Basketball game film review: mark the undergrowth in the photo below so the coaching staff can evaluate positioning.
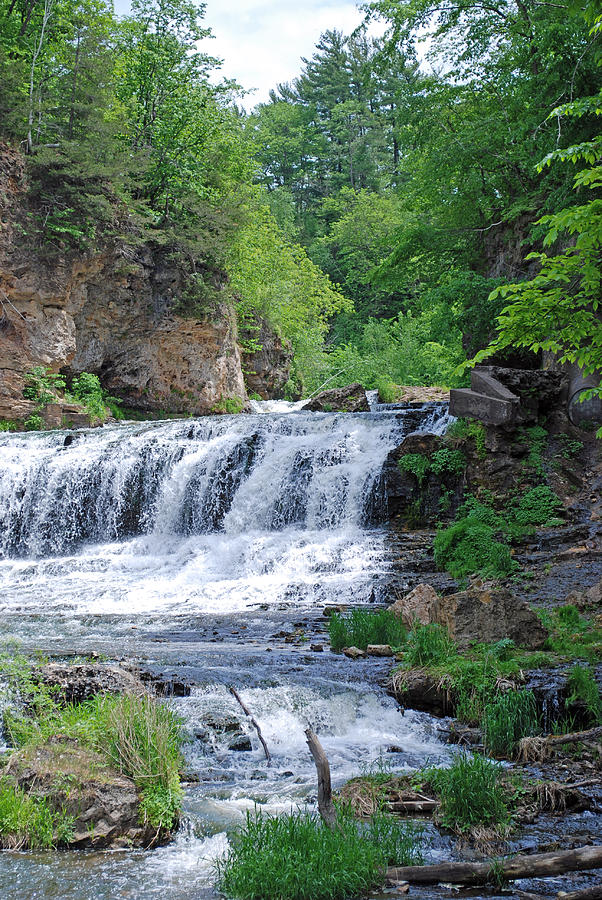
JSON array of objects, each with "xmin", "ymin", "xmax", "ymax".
[
  {"xmin": 427, "ymin": 753, "xmax": 509, "ymax": 834},
  {"xmin": 482, "ymin": 689, "xmax": 539, "ymax": 757},
  {"xmin": 328, "ymin": 609, "xmax": 406, "ymax": 652},
  {"xmin": 1, "ymin": 653, "xmax": 183, "ymax": 831},
  {"xmin": 215, "ymin": 806, "xmax": 423, "ymax": 900},
  {"xmin": 0, "ymin": 779, "xmax": 75, "ymax": 850}
]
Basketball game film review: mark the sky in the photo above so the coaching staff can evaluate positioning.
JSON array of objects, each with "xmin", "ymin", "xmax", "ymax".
[{"xmin": 114, "ymin": 0, "xmax": 376, "ymax": 109}]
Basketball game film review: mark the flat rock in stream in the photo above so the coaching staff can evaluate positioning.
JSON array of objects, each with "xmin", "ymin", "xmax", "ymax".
[
  {"xmin": 35, "ymin": 663, "xmax": 147, "ymax": 704},
  {"xmin": 3, "ymin": 739, "xmax": 162, "ymax": 849}
]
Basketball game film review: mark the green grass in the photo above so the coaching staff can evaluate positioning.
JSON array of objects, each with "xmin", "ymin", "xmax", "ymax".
[
  {"xmin": 433, "ymin": 518, "xmax": 517, "ymax": 580},
  {"xmin": 328, "ymin": 609, "xmax": 407, "ymax": 652},
  {"xmin": 566, "ymin": 664, "xmax": 602, "ymax": 725},
  {"xmin": 405, "ymin": 623, "xmax": 455, "ymax": 667},
  {"xmin": 215, "ymin": 806, "xmax": 423, "ymax": 900},
  {"xmin": 483, "ymin": 689, "xmax": 539, "ymax": 757},
  {"xmin": 0, "ymin": 779, "xmax": 74, "ymax": 849},
  {"xmin": 428, "ymin": 753, "xmax": 509, "ymax": 834},
  {"xmin": 540, "ymin": 605, "xmax": 602, "ymax": 663},
  {"xmin": 2, "ymin": 654, "xmax": 184, "ymax": 831}
]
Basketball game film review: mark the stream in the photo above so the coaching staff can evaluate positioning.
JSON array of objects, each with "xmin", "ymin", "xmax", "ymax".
[{"xmin": 0, "ymin": 402, "xmax": 596, "ymax": 899}]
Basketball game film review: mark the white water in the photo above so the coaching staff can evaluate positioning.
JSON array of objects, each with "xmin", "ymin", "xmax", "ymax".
[{"xmin": 0, "ymin": 403, "xmax": 453, "ymax": 899}]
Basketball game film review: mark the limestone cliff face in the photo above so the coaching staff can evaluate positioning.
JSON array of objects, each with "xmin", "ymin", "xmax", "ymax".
[{"xmin": 0, "ymin": 146, "xmax": 289, "ymax": 420}]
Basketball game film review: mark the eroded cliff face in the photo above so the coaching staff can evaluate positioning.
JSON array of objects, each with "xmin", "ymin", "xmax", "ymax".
[{"xmin": 0, "ymin": 146, "xmax": 288, "ymax": 420}]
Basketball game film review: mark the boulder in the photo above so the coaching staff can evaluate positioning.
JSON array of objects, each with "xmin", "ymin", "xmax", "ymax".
[
  {"xmin": 302, "ymin": 383, "xmax": 369, "ymax": 413},
  {"xmin": 343, "ymin": 646, "xmax": 366, "ymax": 659},
  {"xmin": 389, "ymin": 584, "xmax": 440, "ymax": 627},
  {"xmin": 35, "ymin": 663, "xmax": 147, "ymax": 705},
  {"xmin": 435, "ymin": 586, "xmax": 548, "ymax": 650},
  {"xmin": 3, "ymin": 739, "xmax": 160, "ymax": 849},
  {"xmin": 366, "ymin": 644, "xmax": 394, "ymax": 657}
]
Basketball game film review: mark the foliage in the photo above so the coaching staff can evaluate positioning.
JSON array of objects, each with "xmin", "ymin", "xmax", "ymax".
[
  {"xmin": 399, "ymin": 447, "xmax": 465, "ymax": 487},
  {"xmin": 70, "ymin": 372, "xmax": 112, "ymax": 422},
  {"xmin": 447, "ymin": 419, "xmax": 487, "ymax": 459},
  {"xmin": 405, "ymin": 624, "xmax": 454, "ymax": 667},
  {"xmin": 2, "ymin": 656, "xmax": 184, "ymax": 831},
  {"xmin": 483, "ymin": 689, "xmax": 539, "ymax": 757},
  {"xmin": 566, "ymin": 664, "xmax": 602, "ymax": 724},
  {"xmin": 433, "ymin": 519, "xmax": 517, "ymax": 581},
  {"xmin": 214, "ymin": 806, "xmax": 423, "ymax": 900},
  {"xmin": 398, "ymin": 453, "xmax": 430, "ymax": 485},
  {"xmin": 428, "ymin": 753, "xmax": 509, "ymax": 834},
  {"xmin": 513, "ymin": 486, "xmax": 563, "ymax": 527},
  {"xmin": 211, "ymin": 396, "xmax": 245, "ymax": 415},
  {"xmin": 23, "ymin": 366, "xmax": 66, "ymax": 405},
  {"xmin": 328, "ymin": 609, "xmax": 406, "ymax": 652},
  {"xmin": 540, "ymin": 605, "xmax": 602, "ymax": 663},
  {"xmin": 0, "ymin": 779, "xmax": 74, "ymax": 850}
]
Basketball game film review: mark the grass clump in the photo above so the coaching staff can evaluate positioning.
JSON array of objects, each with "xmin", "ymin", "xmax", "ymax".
[
  {"xmin": 566, "ymin": 664, "xmax": 602, "ymax": 725},
  {"xmin": 328, "ymin": 609, "xmax": 406, "ymax": 652},
  {"xmin": 405, "ymin": 624, "xmax": 454, "ymax": 667},
  {"xmin": 428, "ymin": 753, "xmax": 509, "ymax": 834},
  {"xmin": 433, "ymin": 518, "xmax": 517, "ymax": 580},
  {"xmin": 215, "ymin": 806, "xmax": 422, "ymax": 900},
  {"xmin": 0, "ymin": 780, "xmax": 75, "ymax": 850},
  {"xmin": 483, "ymin": 689, "xmax": 539, "ymax": 757},
  {"xmin": 540, "ymin": 605, "xmax": 602, "ymax": 663}
]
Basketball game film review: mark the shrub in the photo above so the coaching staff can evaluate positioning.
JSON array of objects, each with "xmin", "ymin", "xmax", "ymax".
[
  {"xmin": 70, "ymin": 372, "xmax": 110, "ymax": 422},
  {"xmin": 24, "ymin": 413, "xmax": 45, "ymax": 431},
  {"xmin": 433, "ymin": 519, "xmax": 517, "ymax": 580},
  {"xmin": 328, "ymin": 609, "xmax": 406, "ymax": 652},
  {"xmin": 215, "ymin": 807, "xmax": 422, "ymax": 900},
  {"xmin": 212, "ymin": 396, "xmax": 245, "ymax": 414},
  {"xmin": 0, "ymin": 780, "xmax": 74, "ymax": 850},
  {"xmin": 429, "ymin": 752, "xmax": 509, "ymax": 833},
  {"xmin": 483, "ymin": 689, "xmax": 539, "ymax": 757},
  {"xmin": 405, "ymin": 624, "xmax": 455, "ymax": 667},
  {"xmin": 22, "ymin": 366, "xmax": 66, "ymax": 405}
]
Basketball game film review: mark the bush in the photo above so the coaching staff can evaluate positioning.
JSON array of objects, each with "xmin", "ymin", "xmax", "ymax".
[
  {"xmin": 405, "ymin": 624, "xmax": 455, "ymax": 667},
  {"xmin": 433, "ymin": 519, "xmax": 517, "ymax": 580},
  {"xmin": 398, "ymin": 453, "xmax": 430, "ymax": 485},
  {"xmin": 215, "ymin": 807, "xmax": 422, "ymax": 900},
  {"xmin": 429, "ymin": 753, "xmax": 509, "ymax": 833},
  {"xmin": 483, "ymin": 689, "xmax": 539, "ymax": 757},
  {"xmin": 398, "ymin": 448, "xmax": 465, "ymax": 486},
  {"xmin": 70, "ymin": 372, "xmax": 110, "ymax": 422},
  {"xmin": 328, "ymin": 609, "xmax": 406, "ymax": 652}
]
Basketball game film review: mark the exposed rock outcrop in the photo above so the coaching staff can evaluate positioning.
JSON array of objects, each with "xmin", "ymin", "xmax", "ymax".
[
  {"xmin": 0, "ymin": 144, "xmax": 280, "ymax": 420},
  {"xmin": 302, "ymin": 383, "xmax": 369, "ymax": 412},
  {"xmin": 35, "ymin": 663, "xmax": 147, "ymax": 704},
  {"xmin": 436, "ymin": 585, "xmax": 548, "ymax": 650},
  {"xmin": 389, "ymin": 583, "xmax": 440, "ymax": 627}
]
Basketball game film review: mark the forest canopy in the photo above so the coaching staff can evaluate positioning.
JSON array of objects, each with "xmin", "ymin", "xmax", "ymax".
[{"xmin": 1, "ymin": 0, "xmax": 600, "ymax": 396}]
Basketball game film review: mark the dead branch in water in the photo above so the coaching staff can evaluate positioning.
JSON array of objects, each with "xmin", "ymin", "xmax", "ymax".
[
  {"xmin": 305, "ymin": 728, "xmax": 337, "ymax": 828},
  {"xmin": 386, "ymin": 844, "xmax": 602, "ymax": 886},
  {"xmin": 229, "ymin": 686, "xmax": 271, "ymax": 765},
  {"xmin": 518, "ymin": 726, "xmax": 602, "ymax": 762}
]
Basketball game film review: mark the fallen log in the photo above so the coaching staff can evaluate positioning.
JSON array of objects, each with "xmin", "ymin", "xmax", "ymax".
[
  {"xmin": 386, "ymin": 845, "xmax": 602, "ymax": 886},
  {"xmin": 518, "ymin": 727, "xmax": 602, "ymax": 762},
  {"xmin": 305, "ymin": 728, "xmax": 337, "ymax": 829},
  {"xmin": 229, "ymin": 686, "xmax": 271, "ymax": 765},
  {"xmin": 389, "ymin": 800, "xmax": 439, "ymax": 814},
  {"xmin": 558, "ymin": 887, "xmax": 602, "ymax": 900}
]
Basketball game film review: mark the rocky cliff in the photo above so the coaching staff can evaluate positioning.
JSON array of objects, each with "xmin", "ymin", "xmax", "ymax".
[{"xmin": 0, "ymin": 146, "xmax": 290, "ymax": 421}]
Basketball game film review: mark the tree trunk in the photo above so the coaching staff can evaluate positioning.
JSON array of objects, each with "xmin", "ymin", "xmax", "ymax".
[{"xmin": 305, "ymin": 728, "xmax": 337, "ymax": 829}]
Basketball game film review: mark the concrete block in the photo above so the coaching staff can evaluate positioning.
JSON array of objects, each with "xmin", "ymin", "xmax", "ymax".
[
  {"xmin": 471, "ymin": 369, "xmax": 519, "ymax": 403},
  {"xmin": 449, "ymin": 389, "xmax": 517, "ymax": 426}
]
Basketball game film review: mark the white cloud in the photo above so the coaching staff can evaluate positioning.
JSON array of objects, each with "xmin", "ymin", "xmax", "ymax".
[{"xmin": 199, "ymin": 1, "xmax": 368, "ymax": 107}]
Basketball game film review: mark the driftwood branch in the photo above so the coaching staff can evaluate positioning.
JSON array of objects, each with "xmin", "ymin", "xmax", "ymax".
[
  {"xmin": 305, "ymin": 728, "xmax": 337, "ymax": 828},
  {"xmin": 558, "ymin": 887, "xmax": 602, "ymax": 900},
  {"xmin": 387, "ymin": 845, "xmax": 602, "ymax": 886},
  {"xmin": 229, "ymin": 686, "xmax": 271, "ymax": 765},
  {"xmin": 518, "ymin": 727, "xmax": 602, "ymax": 762}
]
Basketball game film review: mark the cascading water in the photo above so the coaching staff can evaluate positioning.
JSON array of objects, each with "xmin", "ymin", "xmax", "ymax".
[{"xmin": 0, "ymin": 403, "xmax": 454, "ymax": 899}]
